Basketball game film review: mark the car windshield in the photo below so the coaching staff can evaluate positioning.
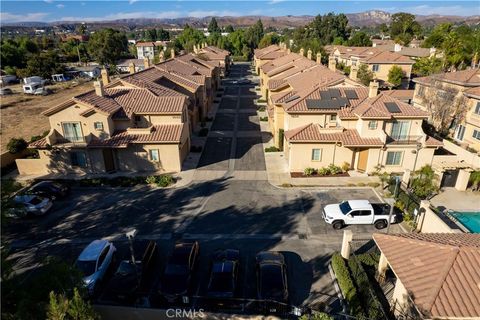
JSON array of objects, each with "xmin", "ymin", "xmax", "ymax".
[
  {"xmin": 260, "ymin": 265, "xmax": 284, "ymax": 296},
  {"xmin": 339, "ymin": 201, "xmax": 352, "ymax": 215},
  {"xmin": 210, "ymin": 272, "xmax": 233, "ymax": 292},
  {"xmin": 76, "ymin": 260, "xmax": 96, "ymax": 276},
  {"xmin": 29, "ymin": 197, "xmax": 43, "ymax": 205}
]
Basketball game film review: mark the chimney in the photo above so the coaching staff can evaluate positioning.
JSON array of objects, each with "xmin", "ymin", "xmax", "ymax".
[
  {"xmin": 101, "ymin": 68, "xmax": 110, "ymax": 85},
  {"xmin": 299, "ymin": 48, "xmax": 304, "ymax": 57},
  {"xmin": 193, "ymin": 44, "xmax": 197, "ymax": 54},
  {"xmin": 203, "ymin": 42, "xmax": 207, "ymax": 49},
  {"xmin": 369, "ymin": 80, "xmax": 379, "ymax": 98},
  {"xmin": 350, "ymin": 65, "xmax": 358, "ymax": 81},
  {"xmin": 144, "ymin": 57, "xmax": 152, "ymax": 68},
  {"xmin": 159, "ymin": 51, "xmax": 165, "ymax": 62},
  {"xmin": 394, "ymin": 43, "xmax": 402, "ymax": 52},
  {"xmin": 128, "ymin": 62, "xmax": 135, "ymax": 74},
  {"xmin": 316, "ymin": 52, "xmax": 322, "ymax": 64},
  {"xmin": 287, "ymin": 48, "xmax": 291, "ymax": 54},
  {"xmin": 94, "ymin": 80, "xmax": 105, "ymax": 97},
  {"xmin": 328, "ymin": 55, "xmax": 336, "ymax": 71},
  {"xmin": 307, "ymin": 49, "xmax": 312, "ymax": 60},
  {"xmin": 170, "ymin": 48, "xmax": 175, "ymax": 58}
]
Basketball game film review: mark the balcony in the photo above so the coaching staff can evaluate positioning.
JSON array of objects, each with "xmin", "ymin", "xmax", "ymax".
[
  {"xmin": 386, "ymin": 135, "xmax": 423, "ymax": 145},
  {"xmin": 55, "ymin": 135, "xmax": 88, "ymax": 147}
]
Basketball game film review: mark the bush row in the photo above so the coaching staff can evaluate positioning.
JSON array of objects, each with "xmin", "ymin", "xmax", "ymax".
[
  {"xmin": 77, "ymin": 174, "xmax": 175, "ymax": 188},
  {"xmin": 264, "ymin": 146, "xmax": 280, "ymax": 152},
  {"xmin": 304, "ymin": 163, "xmax": 347, "ymax": 176},
  {"xmin": 331, "ymin": 253, "xmax": 365, "ymax": 318}
]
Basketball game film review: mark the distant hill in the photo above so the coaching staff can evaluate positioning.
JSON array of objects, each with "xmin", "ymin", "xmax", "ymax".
[{"xmin": 2, "ymin": 10, "xmax": 479, "ymax": 29}]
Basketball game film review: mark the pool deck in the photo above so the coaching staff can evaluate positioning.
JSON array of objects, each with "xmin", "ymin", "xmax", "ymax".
[{"xmin": 430, "ymin": 188, "xmax": 480, "ymax": 212}]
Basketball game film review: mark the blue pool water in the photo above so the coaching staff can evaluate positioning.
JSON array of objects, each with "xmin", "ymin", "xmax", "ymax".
[{"xmin": 450, "ymin": 211, "xmax": 480, "ymax": 233}]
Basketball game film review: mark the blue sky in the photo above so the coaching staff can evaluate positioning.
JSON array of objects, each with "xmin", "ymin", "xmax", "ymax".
[{"xmin": 1, "ymin": 1, "xmax": 479, "ymax": 23}]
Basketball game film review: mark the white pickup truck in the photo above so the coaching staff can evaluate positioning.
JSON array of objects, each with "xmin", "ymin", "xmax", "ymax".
[{"xmin": 323, "ymin": 200, "xmax": 398, "ymax": 230}]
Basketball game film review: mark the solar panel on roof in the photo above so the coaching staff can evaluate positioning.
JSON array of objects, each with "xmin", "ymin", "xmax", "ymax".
[
  {"xmin": 344, "ymin": 90, "xmax": 358, "ymax": 99},
  {"xmin": 306, "ymin": 99, "xmax": 345, "ymax": 109},
  {"xmin": 284, "ymin": 95, "xmax": 300, "ymax": 103},
  {"xmin": 328, "ymin": 88, "xmax": 341, "ymax": 98},
  {"xmin": 385, "ymin": 102, "xmax": 401, "ymax": 113},
  {"xmin": 320, "ymin": 91, "xmax": 331, "ymax": 100}
]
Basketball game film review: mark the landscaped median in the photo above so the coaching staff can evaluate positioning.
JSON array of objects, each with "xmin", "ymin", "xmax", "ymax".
[
  {"xmin": 52, "ymin": 174, "xmax": 177, "ymax": 188},
  {"xmin": 331, "ymin": 252, "xmax": 390, "ymax": 320}
]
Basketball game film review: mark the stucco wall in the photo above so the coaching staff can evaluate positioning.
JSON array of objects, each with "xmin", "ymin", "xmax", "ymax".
[
  {"xmin": 374, "ymin": 146, "xmax": 435, "ymax": 174},
  {"xmin": 287, "ymin": 142, "xmax": 353, "ymax": 172}
]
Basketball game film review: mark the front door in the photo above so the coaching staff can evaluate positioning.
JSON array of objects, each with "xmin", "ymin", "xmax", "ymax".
[
  {"xmin": 103, "ymin": 149, "xmax": 115, "ymax": 172},
  {"xmin": 357, "ymin": 149, "xmax": 369, "ymax": 172}
]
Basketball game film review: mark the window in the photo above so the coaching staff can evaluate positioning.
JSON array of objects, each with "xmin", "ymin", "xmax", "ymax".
[
  {"xmin": 386, "ymin": 151, "xmax": 403, "ymax": 166},
  {"xmin": 352, "ymin": 60, "xmax": 357, "ymax": 66},
  {"xmin": 368, "ymin": 121, "xmax": 378, "ymax": 130},
  {"xmin": 134, "ymin": 115, "xmax": 141, "ymax": 122},
  {"xmin": 311, "ymin": 149, "xmax": 322, "ymax": 161},
  {"xmin": 473, "ymin": 130, "xmax": 480, "ymax": 141},
  {"xmin": 149, "ymin": 149, "xmax": 160, "ymax": 162},
  {"xmin": 417, "ymin": 85, "xmax": 425, "ymax": 96},
  {"xmin": 94, "ymin": 122, "xmax": 104, "ymax": 131},
  {"xmin": 329, "ymin": 114, "xmax": 337, "ymax": 122},
  {"xmin": 391, "ymin": 121, "xmax": 410, "ymax": 140},
  {"xmin": 372, "ymin": 64, "xmax": 380, "ymax": 72},
  {"xmin": 62, "ymin": 122, "xmax": 83, "ymax": 142},
  {"xmin": 70, "ymin": 151, "xmax": 87, "ymax": 167},
  {"xmin": 455, "ymin": 125, "xmax": 466, "ymax": 141},
  {"xmin": 475, "ymin": 102, "xmax": 480, "ymax": 115},
  {"xmin": 97, "ymin": 247, "xmax": 109, "ymax": 269}
]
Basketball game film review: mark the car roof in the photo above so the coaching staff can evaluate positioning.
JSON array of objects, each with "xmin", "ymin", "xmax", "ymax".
[
  {"xmin": 256, "ymin": 251, "xmax": 284, "ymax": 264},
  {"xmin": 78, "ymin": 240, "xmax": 109, "ymax": 261},
  {"xmin": 212, "ymin": 261, "xmax": 235, "ymax": 273},
  {"xmin": 347, "ymin": 200, "xmax": 371, "ymax": 210}
]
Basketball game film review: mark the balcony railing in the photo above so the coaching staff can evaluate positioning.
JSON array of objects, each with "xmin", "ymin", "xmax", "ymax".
[
  {"xmin": 55, "ymin": 136, "xmax": 88, "ymax": 146},
  {"xmin": 386, "ymin": 135, "xmax": 423, "ymax": 145}
]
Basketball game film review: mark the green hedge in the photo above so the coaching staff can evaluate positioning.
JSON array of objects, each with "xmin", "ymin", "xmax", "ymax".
[{"xmin": 331, "ymin": 253, "xmax": 365, "ymax": 318}]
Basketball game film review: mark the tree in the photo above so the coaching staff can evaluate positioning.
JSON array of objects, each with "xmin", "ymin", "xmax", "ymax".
[
  {"xmin": 389, "ymin": 12, "xmax": 421, "ymax": 45},
  {"xmin": 175, "ymin": 25, "xmax": 206, "ymax": 52},
  {"xmin": 156, "ymin": 28, "xmax": 170, "ymax": 41},
  {"xmin": 87, "ymin": 28, "xmax": 128, "ymax": 65},
  {"xmin": 18, "ymin": 51, "xmax": 65, "ymax": 79},
  {"xmin": 347, "ymin": 31, "xmax": 372, "ymax": 46},
  {"xmin": 387, "ymin": 65, "xmax": 405, "ymax": 87},
  {"xmin": 300, "ymin": 313, "xmax": 333, "ymax": 320},
  {"xmin": 413, "ymin": 56, "xmax": 442, "ymax": 76},
  {"xmin": 7, "ymin": 138, "xmax": 28, "ymax": 154},
  {"xmin": 47, "ymin": 288, "xmax": 98, "ymax": 320},
  {"xmin": 208, "ymin": 17, "xmax": 221, "ymax": 34},
  {"xmin": 357, "ymin": 64, "xmax": 374, "ymax": 86},
  {"xmin": 224, "ymin": 25, "xmax": 234, "ymax": 33},
  {"xmin": 258, "ymin": 33, "xmax": 280, "ymax": 49},
  {"xmin": 410, "ymin": 165, "xmax": 439, "ymax": 199},
  {"xmin": 310, "ymin": 12, "xmax": 350, "ymax": 45}
]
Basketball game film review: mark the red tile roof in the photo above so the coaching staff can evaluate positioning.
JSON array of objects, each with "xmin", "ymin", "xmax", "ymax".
[
  {"xmin": 285, "ymin": 123, "xmax": 383, "ymax": 146},
  {"xmin": 414, "ymin": 69, "xmax": 480, "ymax": 87},
  {"xmin": 89, "ymin": 124, "xmax": 184, "ymax": 148},
  {"xmin": 425, "ymin": 135, "xmax": 443, "ymax": 146},
  {"xmin": 286, "ymin": 64, "xmax": 347, "ymax": 91},
  {"xmin": 254, "ymin": 45, "xmax": 281, "ymax": 59},
  {"xmin": 260, "ymin": 53, "xmax": 303, "ymax": 73},
  {"xmin": 135, "ymin": 42, "xmax": 156, "ymax": 47},
  {"xmin": 352, "ymin": 93, "xmax": 429, "ymax": 119},
  {"xmin": 28, "ymin": 137, "xmax": 48, "ymax": 148},
  {"xmin": 382, "ymin": 89, "xmax": 414, "ymax": 100},
  {"xmin": 373, "ymin": 233, "xmax": 480, "ymax": 319},
  {"xmin": 464, "ymin": 86, "xmax": 480, "ymax": 99}
]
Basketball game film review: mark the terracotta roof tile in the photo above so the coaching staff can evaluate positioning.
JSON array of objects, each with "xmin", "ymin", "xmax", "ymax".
[
  {"xmin": 254, "ymin": 45, "xmax": 281, "ymax": 58},
  {"xmin": 464, "ymin": 86, "xmax": 480, "ymax": 99},
  {"xmin": 414, "ymin": 69, "xmax": 480, "ymax": 87},
  {"xmin": 286, "ymin": 64, "xmax": 347, "ymax": 91},
  {"xmin": 353, "ymin": 93, "xmax": 429, "ymax": 119},
  {"xmin": 260, "ymin": 53, "xmax": 304, "ymax": 73},
  {"xmin": 28, "ymin": 137, "xmax": 48, "ymax": 148},
  {"xmin": 425, "ymin": 135, "xmax": 443, "ymax": 146},
  {"xmin": 362, "ymin": 50, "xmax": 414, "ymax": 64},
  {"xmin": 89, "ymin": 124, "xmax": 184, "ymax": 148},
  {"xmin": 373, "ymin": 233, "xmax": 480, "ymax": 319},
  {"xmin": 382, "ymin": 89, "xmax": 414, "ymax": 100},
  {"xmin": 135, "ymin": 42, "xmax": 156, "ymax": 47}
]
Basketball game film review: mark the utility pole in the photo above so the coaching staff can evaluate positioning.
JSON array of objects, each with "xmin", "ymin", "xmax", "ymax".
[
  {"xmin": 386, "ymin": 176, "xmax": 400, "ymax": 234},
  {"xmin": 77, "ymin": 46, "xmax": 82, "ymax": 66}
]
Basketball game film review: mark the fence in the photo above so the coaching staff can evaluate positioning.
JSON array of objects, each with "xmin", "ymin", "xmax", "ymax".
[{"xmin": 388, "ymin": 177, "xmax": 421, "ymax": 217}]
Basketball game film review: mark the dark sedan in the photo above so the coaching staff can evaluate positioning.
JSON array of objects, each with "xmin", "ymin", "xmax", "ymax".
[
  {"xmin": 256, "ymin": 251, "xmax": 289, "ymax": 303},
  {"xmin": 158, "ymin": 241, "xmax": 199, "ymax": 303},
  {"xmin": 207, "ymin": 249, "xmax": 240, "ymax": 298},
  {"xmin": 27, "ymin": 181, "xmax": 70, "ymax": 200}
]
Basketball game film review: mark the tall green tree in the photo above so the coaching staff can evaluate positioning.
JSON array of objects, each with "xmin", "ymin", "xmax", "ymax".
[
  {"xmin": 413, "ymin": 56, "xmax": 442, "ymax": 76},
  {"xmin": 224, "ymin": 25, "xmax": 234, "ymax": 33},
  {"xmin": 87, "ymin": 28, "xmax": 128, "ymax": 65},
  {"xmin": 387, "ymin": 65, "xmax": 405, "ymax": 87},
  {"xmin": 208, "ymin": 17, "xmax": 221, "ymax": 34},
  {"xmin": 258, "ymin": 33, "xmax": 280, "ymax": 49},
  {"xmin": 389, "ymin": 12, "xmax": 421, "ymax": 45},
  {"xmin": 17, "ymin": 51, "xmax": 65, "ymax": 78},
  {"xmin": 357, "ymin": 64, "xmax": 374, "ymax": 86},
  {"xmin": 347, "ymin": 31, "xmax": 372, "ymax": 46},
  {"xmin": 311, "ymin": 12, "xmax": 350, "ymax": 45},
  {"xmin": 410, "ymin": 165, "xmax": 439, "ymax": 199},
  {"xmin": 175, "ymin": 24, "xmax": 206, "ymax": 52}
]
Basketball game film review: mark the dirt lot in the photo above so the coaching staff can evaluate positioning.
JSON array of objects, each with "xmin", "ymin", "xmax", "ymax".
[{"xmin": 0, "ymin": 81, "xmax": 93, "ymax": 152}]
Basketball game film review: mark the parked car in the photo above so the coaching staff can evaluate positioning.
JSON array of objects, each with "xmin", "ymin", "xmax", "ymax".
[
  {"xmin": 207, "ymin": 249, "xmax": 240, "ymax": 298},
  {"xmin": 323, "ymin": 200, "xmax": 397, "ymax": 229},
  {"xmin": 0, "ymin": 87, "xmax": 13, "ymax": 95},
  {"xmin": 158, "ymin": 241, "xmax": 199, "ymax": 302},
  {"xmin": 76, "ymin": 240, "xmax": 117, "ymax": 295},
  {"xmin": 256, "ymin": 251, "xmax": 289, "ymax": 303},
  {"xmin": 13, "ymin": 194, "xmax": 53, "ymax": 216},
  {"xmin": 101, "ymin": 241, "xmax": 158, "ymax": 305},
  {"xmin": 26, "ymin": 181, "xmax": 70, "ymax": 200}
]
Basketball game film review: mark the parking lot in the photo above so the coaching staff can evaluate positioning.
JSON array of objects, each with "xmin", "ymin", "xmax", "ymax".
[{"xmin": 4, "ymin": 63, "xmax": 402, "ymax": 316}]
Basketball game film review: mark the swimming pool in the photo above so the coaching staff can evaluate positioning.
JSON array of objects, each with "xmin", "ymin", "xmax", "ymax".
[{"xmin": 449, "ymin": 211, "xmax": 480, "ymax": 233}]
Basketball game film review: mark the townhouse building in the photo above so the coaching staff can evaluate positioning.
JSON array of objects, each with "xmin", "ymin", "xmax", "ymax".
[
  {"xmin": 135, "ymin": 42, "xmax": 159, "ymax": 60},
  {"xmin": 413, "ymin": 69, "xmax": 480, "ymax": 151},
  {"xmin": 282, "ymin": 84, "xmax": 442, "ymax": 174},
  {"xmin": 253, "ymin": 44, "xmax": 287, "ymax": 74},
  {"xmin": 195, "ymin": 43, "xmax": 231, "ymax": 76}
]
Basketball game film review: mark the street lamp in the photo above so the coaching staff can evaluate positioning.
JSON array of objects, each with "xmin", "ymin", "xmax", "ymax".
[
  {"xmin": 386, "ymin": 176, "xmax": 401, "ymax": 234},
  {"xmin": 412, "ymin": 142, "xmax": 422, "ymax": 173},
  {"xmin": 126, "ymin": 229, "xmax": 137, "ymax": 264}
]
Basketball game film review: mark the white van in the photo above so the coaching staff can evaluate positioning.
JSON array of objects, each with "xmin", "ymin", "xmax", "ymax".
[{"xmin": 23, "ymin": 83, "xmax": 50, "ymax": 95}]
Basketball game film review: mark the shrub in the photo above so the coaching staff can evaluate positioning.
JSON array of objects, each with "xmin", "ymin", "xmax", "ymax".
[
  {"xmin": 257, "ymin": 98, "xmax": 266, "ymax": 103},
  {"xmin": 341, "ymin": 162, "xmax": 351, "ymax": 172},
  {"xmin": 304, "ymin": 167, "xmax": 317, "ymax": 176},
  {"xmin": 300, "ymin": 313, "xmax": 333, "ymax": 320},
  {"xmin": 198, "ymin": 128, "xmax": 209, "ymax": 137},
  {"xmin": 367, "ymin": 182, "xmax": 381, "ymax": 188},
  {"xmin": 357, "ymin": 182, "xmax": 366, "ymax": 187},
  {"xmin": 156, "ymin": 174, "xmax": 174, "ymax": 187},
  {"xmin": 7, "ymin": 138, "xmax": 28, "ymax": 154},
  {"xmin": 145, "ymin": 176, "xmax": 157, "ymax": 185},
  {"xmin": 264, "ymin": 146, "xmax": 280, "ymax": 152},
  {"xmin": 331, "ymin": 253, "xmax": 365, "ymax": 318},
  {"xmin": 328, "ymin": 164, "xmax": 342, "ymax": 175},
  {"xmin": 257, "ymin": 106, "xmax": 266, "ymax": 112},
  {"xmin": 259, "ymin": 116, "xmax": 268, "ymax": 121},
  {"xmin": 318, "ymin": 167, "xmax": 331, "ymax": 176}
]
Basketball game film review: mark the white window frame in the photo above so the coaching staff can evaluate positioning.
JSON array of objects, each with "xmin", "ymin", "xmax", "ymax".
[
  {"xmin": 372, "ymin": 64, "xmax": 380, "ymax": 72},
  {"xmin": 386, "ymin": 151, "xmax": 403, "ymax": 166},
  {"xmin": 94, "ymin": 121, "xmax": 104, "ymax": 131},
  {"xmin": 329, "ymin": 114, "xmax": 337, "ymax": 122},
  {"xmin": 473, "ymin": 129, "xmax": 480, "ymax": 141},
  {"xmin": 455, "ymin": 124, "xmax": 466, "ymax": 141},
  {"xmin": 474, "ymin": 102, "xmax": 480, "ymax": 115},
  {"xmin": 368, "ymin": 121, "xmax": 378, "ymax": 130},
  {"xmin": 311, "ymin": 148, "xmax": 322, "ymax": 161},
  {"xmin": 149, "ymin": 149, "xmax": 160, "ymax": 162}
]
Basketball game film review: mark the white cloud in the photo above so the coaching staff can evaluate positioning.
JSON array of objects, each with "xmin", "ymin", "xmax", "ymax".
[
  {"xmin": 128, "ymin": 0, "xmax": 139, "ymax": 4},
  {"xmin": 59, "ymin": 11, "xmax": 182, "ymax": 22},
  {"xmin": 56, "ymin": 4, "xmax": 64, "ymax": 9},
  {"xmin": 1, "ymin": 12, "xmax": 49, "ymax": 22},
  {"xmin": 402, "ymin": 5, "xmax": 474, "ymax": 16},
  {"xmin": 268, "ymin": 0, "xmax": 286, "ymax": 4},
  {"xmin": 43, "ymin": 0, "xmax": 54, "ymax": 3},
  {"xmin": 187, "ymin": 10, "xmax": 241, "ymax": 18},
  {"xmin": 81, "ymin": 2, "xmax": 86, "ymax": 5}
]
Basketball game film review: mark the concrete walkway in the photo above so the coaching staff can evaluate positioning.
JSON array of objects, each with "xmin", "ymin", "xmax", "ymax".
[{"xmin": 430, "ymin": 187, "xmax": 480, "ymax": 211}]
